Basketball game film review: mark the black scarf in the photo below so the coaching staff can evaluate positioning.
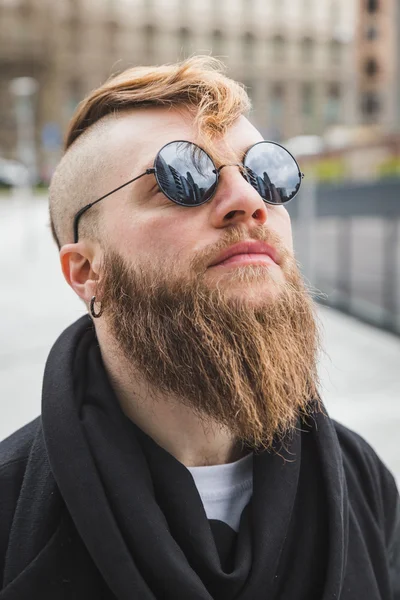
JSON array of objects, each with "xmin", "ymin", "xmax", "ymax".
[{"xmin": 1, "ymin": 316, "xmax": 396, "ymax": 599}]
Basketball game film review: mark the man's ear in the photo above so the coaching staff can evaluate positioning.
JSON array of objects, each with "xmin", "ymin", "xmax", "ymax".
[{"xmin": 60, "ymin": 242, "xmax": 103, "ymax": 304}]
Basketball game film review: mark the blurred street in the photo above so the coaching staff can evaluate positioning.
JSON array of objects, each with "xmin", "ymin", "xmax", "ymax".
[{"xmin": 0, "ymin": 193, "xmax": 399, "ymax": 484}]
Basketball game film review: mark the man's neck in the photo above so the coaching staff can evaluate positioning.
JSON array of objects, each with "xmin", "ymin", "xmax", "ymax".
[{"xmin": 97, "ymin": 328, "xmax": 246, "ymax": 467}]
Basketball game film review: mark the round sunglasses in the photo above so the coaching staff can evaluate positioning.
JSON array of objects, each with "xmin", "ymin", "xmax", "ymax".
[{"xmin": 73, "ymin": 140, "xmax": 304, "ymax": 242}]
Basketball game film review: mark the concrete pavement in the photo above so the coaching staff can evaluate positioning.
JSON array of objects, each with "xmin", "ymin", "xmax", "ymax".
[{"xmin": 1, "ymin": 193, "xmax": 399, "ymax": 484}]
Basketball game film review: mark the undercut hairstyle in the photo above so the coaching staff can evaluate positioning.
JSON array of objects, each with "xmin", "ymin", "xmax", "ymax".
[{"xmin": 49, "ymin": 56, "xmax": 251, "ymax": 249}]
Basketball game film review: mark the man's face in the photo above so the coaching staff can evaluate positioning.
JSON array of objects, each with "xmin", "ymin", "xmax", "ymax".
[
  {"xmin": 91, "ymin": 107, "xmax": 320, "ymax": 450},
  {"xmin": 98, "ymin": 108, "xmax": 294, "ymax": 305}
]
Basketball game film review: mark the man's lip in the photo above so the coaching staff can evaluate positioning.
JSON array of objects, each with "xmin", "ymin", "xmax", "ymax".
[{"xmin": 208, "ymin": 241, "xmax": 279, "ymax": 268}]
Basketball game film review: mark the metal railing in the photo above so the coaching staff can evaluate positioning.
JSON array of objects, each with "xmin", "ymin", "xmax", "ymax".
[{"xmin": 288, "ymin": 178, "xmax": 400, "ymax": 335}]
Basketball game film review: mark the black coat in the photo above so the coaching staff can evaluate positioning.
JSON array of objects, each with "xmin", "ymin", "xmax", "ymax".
[{"xmin": 0, "ymin": 316, "xmax": 399, "ymax": 599}]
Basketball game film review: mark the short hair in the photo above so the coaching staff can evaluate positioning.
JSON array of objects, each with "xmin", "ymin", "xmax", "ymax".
[{"xmin": 49, "ymin": 56, "xmax": 251, "ymax": 249}]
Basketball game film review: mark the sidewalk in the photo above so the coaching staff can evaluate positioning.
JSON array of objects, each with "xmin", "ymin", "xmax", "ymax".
[{"xmin": 1, "ymin": 195, "xmax": 399, "ymax": 484}]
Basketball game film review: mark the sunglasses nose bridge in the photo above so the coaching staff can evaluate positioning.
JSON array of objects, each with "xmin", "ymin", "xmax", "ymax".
[
  {"xmin": 214, "ymin": 161, "xmax": 267, "ymax": 205},
  {"xmin": 216, "ymin": 163, "xmax": 243, "ymax": 174}
]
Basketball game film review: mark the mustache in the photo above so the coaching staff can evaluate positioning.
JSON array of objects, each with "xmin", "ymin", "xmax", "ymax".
[{"xmin": 190, "ymin": 226, "xmax": 291, "ymax": 274}]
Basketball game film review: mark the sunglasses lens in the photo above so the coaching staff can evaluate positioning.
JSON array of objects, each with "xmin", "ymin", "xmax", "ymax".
[
  {"xmin": 155, "ymin": 141, "xmax": 217, "ymax": 206},
  {"xmin": 243, "ymin": 142, "xmax": 302, "ymax": 204}
]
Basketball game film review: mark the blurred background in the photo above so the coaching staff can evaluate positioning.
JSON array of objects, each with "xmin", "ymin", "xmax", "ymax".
[{"xmin": 0, "ymin": 0, "xmax": 399, "ymax": 482}]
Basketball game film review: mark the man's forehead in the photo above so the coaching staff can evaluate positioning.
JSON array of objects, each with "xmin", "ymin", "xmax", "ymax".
[{"xmin": 102, "ymin": 108, "xmax": 263, "ymax": 171}]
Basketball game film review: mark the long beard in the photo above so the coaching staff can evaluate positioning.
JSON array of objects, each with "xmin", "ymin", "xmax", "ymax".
[{"xmin": 99, "ymin": 230, "xmax": 322, "ymax": 452}]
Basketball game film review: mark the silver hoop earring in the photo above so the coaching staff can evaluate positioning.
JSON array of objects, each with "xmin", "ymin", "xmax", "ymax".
[{"xmin": 90, "ymin": 296, "xmax": 103, "ymax": 319}]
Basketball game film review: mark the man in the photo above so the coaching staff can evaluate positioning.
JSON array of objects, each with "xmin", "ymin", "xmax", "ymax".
[{"xmin": 0, "ymin": 57, "xmax": 399, "ymax": 599}]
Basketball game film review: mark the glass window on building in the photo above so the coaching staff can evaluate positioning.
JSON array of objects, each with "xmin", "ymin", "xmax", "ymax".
[
  {"xmin": 211, "ymin": 29, "xmax": 224, "ymax": 56},
  {"xmin": 324, "ymin": 83, "xmax": 341, "ymax": 124},
  {"xmin": 365, "ymin": 57, "xmax": 379, "ymax": 77},
  {"xmin": 67, "ymin": 79, "xmax": 83, "ymax": 117},
  {"xmin": 361, "ymin": 91, "xmax": 381, "ymax": 117},
  {"xmin": 365, "ymin": 25, "xmax": 378, "ymax": 40},
  {"xmin": 68, "ymin": 15, "xmax": 82, "ymax": 54},
  {"xmin": 301, "ymin": 37, "xmax": 315, "ymax": 63},
  {"xmin": 329, "ymin": 39, "xmax": 341, "ymax": 65},
  {"xmin": 243, "ymin": 32, "xmax": 255, "ymax": 62},
  {"xmin": 178, "ymin": 26, "xmax": 190, "ymax": 57},
  {"xmin": 144, "ymin": 24, "xmax": 156, "ymax": 62},
  {"xmin": 272, "ymin": 35, "xmax": 286, "ymax": 63},
  {"xmin": 366, "ymin": 0, "xmax": 379, "ymax": 13},
  {"xmin": 16, "ymin": 1, "xmax": 33, "ymax": 18},
  {"xmin": 106, "ymin": 19, "xmax": 119, "ymax": 55},
  {"xmin": 269, "ymin": 83, "xmax": 285, "ymax": 131},
  {"xmin": 301, "ymin": 82, "xmax": 314, "ymax": 118}
]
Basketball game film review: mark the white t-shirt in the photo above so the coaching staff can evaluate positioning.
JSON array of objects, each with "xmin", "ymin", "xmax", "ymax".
[{"xmin": 187, "ymin": 453, "xmax": 253, "ymax": 532}]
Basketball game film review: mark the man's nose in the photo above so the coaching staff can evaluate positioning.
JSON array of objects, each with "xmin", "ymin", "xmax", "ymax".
[{"xmin": 208, "ymin": 164, "xmax": 268, "ymax": 229}]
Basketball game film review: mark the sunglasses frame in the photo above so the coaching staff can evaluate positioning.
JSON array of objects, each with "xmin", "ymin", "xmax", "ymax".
[{"xmin": 72, "ymin": 139, "xmax": 304, "ymax": 243}]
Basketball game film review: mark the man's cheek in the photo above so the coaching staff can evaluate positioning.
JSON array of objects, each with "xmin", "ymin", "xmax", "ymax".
[{"xmin": 274, "ymin": 211, "xmax": 293, "ymax": 253}]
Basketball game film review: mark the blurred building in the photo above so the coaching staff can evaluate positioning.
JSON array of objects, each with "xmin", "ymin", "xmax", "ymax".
[
  {"xmin": 355, "ymin": 0, "xmax": 400, "ymax": 131},
  {"xmin": 0, "ymin": 0, "xmax": 362, "ymax": 179},
  {"xmin": 396, "ymin": 0, "xmax": 400, "ymax": 129}
]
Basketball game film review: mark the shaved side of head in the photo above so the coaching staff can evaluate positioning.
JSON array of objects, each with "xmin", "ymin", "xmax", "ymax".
[{"xmin": 49, "ymin": 118, "xmax": 115, "ymax": 248}]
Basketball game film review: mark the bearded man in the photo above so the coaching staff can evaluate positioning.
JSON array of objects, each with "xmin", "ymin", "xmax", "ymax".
[{"xmin": 0, "ymin": 57, "xmax": 399, "ymax": 599}]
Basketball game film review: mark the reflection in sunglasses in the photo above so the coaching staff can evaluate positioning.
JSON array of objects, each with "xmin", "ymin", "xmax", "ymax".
[{"xmin": 156, "ymin": 155, "xmax": 215, "ymax": 205}]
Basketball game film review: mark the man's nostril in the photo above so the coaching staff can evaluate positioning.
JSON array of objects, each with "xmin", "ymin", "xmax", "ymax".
[{"xmin": 253, "ymin": 208, "xmax": 264, "ymax": 219}]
